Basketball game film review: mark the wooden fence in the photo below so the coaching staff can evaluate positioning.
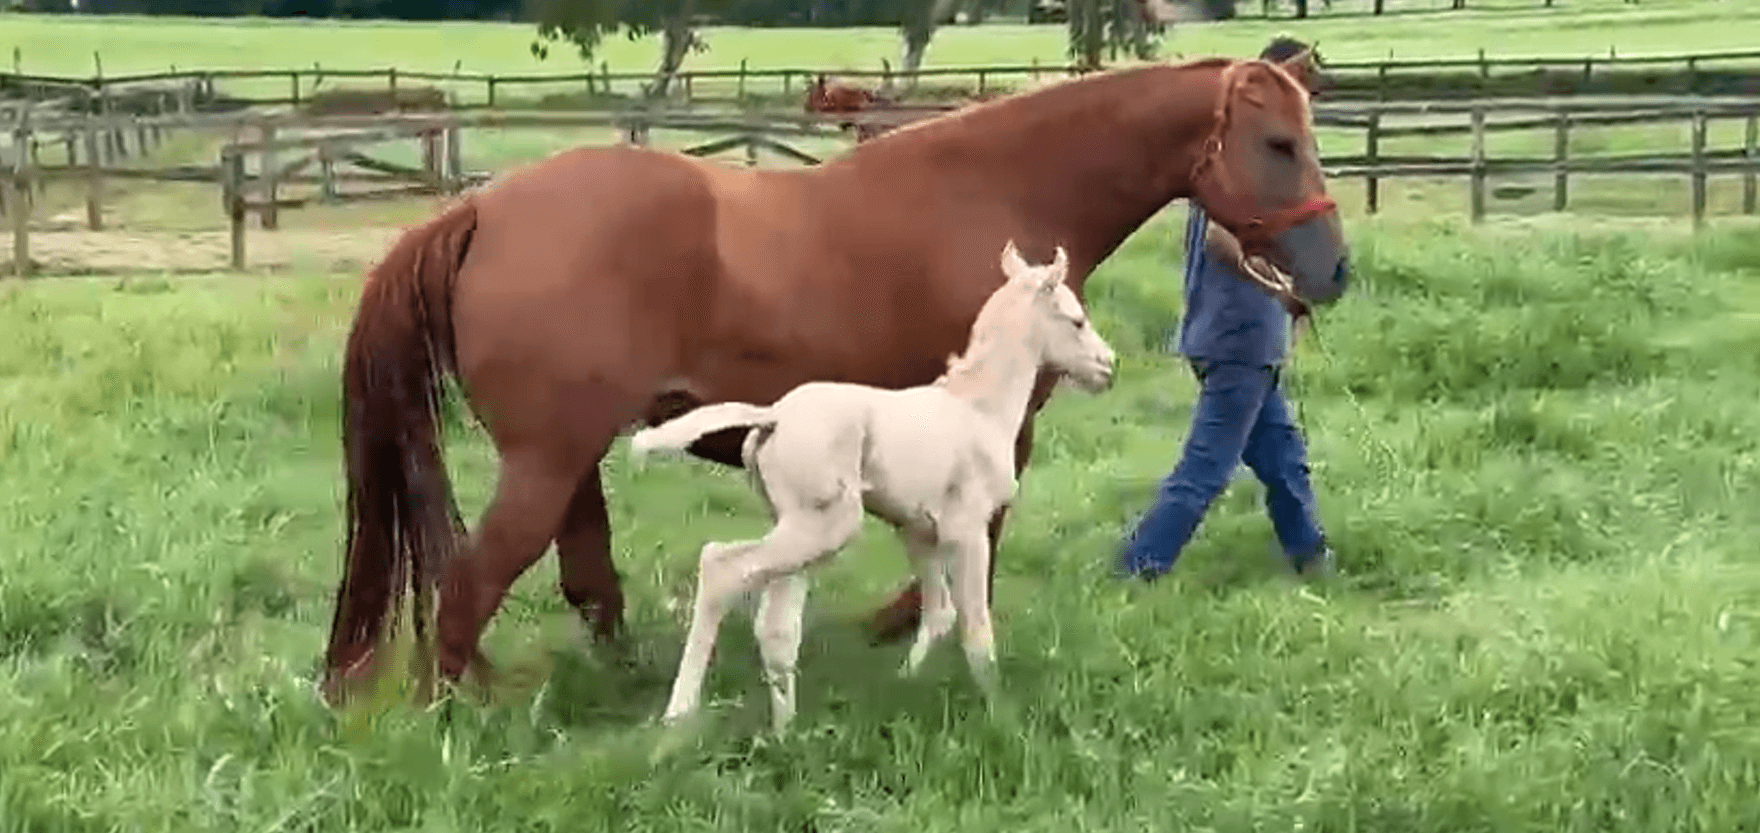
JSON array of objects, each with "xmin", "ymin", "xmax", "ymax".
[
  {"xmin": 1316, "ymin": 97, "xmax": 1760, "ymax": 225},
  {"xmin": 5, "ymin": 46, "xmax": 1760, "ymax": 112},
  {"xmin": 3, "ymin": 96, "xmax": 1758, "ymax": 276}
]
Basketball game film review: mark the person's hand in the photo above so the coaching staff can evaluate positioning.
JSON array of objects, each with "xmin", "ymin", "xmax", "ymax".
[{"xmin": 1245, "ymin": 256, "xmax": 1310, "ymax": 319}]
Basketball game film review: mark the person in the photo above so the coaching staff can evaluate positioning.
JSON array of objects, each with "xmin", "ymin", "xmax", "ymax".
[{"xmin": 1114, "ymin": 36, "xmax": 1338, "ymax": 583}]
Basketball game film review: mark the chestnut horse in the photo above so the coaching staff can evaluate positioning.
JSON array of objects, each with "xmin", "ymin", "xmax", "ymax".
[{"xmin": 320, "ymin": 53, "xmax": 1351, "ymax": 704}]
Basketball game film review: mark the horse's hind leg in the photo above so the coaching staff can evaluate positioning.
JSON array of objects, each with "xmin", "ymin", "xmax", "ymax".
[
  {"xmin": 556, "ymin": 466, "xmax": 627, "ymax": 651},
  {"xmin": 663, "ymin": 539, "xmax": 759, "ymax": 725},
  {"xmin": 436, "ymin": 451, "xmax": 582, "ymax": 685},
  {"xmin": 664, "ymin": 501, "xmax": 863, "ymax": 728},
  {"xmin": 753, "ymin": 572, "xmax": 810, "ymax": 734}
]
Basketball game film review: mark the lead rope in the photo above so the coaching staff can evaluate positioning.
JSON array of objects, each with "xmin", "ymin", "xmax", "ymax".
[{"xmin": 1286, "ymin": 307, "xmax": 1403, "ymax": 491}]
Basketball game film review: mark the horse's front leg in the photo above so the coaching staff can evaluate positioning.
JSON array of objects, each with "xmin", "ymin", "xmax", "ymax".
[{"xmin": 868, "ymin": 373, "xmax": 1055, "ymax": 644}]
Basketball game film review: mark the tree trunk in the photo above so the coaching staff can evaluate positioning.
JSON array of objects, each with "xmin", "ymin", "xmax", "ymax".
[
  {"xmin": 647, "ymin": 12, "xmax": 695, "ymax": 100},
  {"xmin": 1069, "ymin": 0, "xmax": 1106, "ymax": 71},
  {"xmin": 1293, "ymin": 0, "xmax": 1308, "ymax": 17},
  {"xmin": 1373, "ymin": 0, "xmax": 1384, "ymax": 14},
  {"xmin": 898, "ymin": 0, "xmax": 960, "ymax": 91}
]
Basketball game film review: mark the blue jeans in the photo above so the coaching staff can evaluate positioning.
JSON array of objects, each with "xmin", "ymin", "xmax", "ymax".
[{"xmin": 1119, "ymin": 359, "xmax": 1327, "ymax": 575}]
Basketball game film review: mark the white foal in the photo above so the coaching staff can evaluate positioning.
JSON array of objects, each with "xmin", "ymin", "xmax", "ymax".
[{"xmin": 628, "ymin": 240, "xmax": 1117, "ymax": 733}]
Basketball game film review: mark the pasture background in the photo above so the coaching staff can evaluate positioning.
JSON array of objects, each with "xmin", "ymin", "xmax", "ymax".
[
  {"xmin": 5, "ymin": 0, "xmax": 1759, "ymax": 78},
  {"xmin": 4, "ymin": 1, "xmax": 1760, "ymax": 830}
]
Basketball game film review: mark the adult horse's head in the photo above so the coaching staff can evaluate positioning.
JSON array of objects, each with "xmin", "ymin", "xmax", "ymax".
[{"xmin": 1188, "ymin": 47, "xmax": 1350, "ymax": 306}]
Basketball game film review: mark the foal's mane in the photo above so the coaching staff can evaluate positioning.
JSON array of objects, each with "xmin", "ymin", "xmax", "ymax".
[{"xmin": 932, "ymin": 277, "xmax": 1038, "ymax": 389}]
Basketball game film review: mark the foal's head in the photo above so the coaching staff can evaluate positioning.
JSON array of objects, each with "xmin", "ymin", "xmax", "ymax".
[
  {"xmin": 997, "ymin": 240, "xmax": 1116, "ymax": 393},
  {"xmin": 1190, "ymin": 48, "xmax": 1351, "ymax": 306}
]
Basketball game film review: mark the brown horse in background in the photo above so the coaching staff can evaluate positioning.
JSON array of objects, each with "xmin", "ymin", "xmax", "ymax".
[{"xmin": 320, "ymin": 53, "xmax": 1352, "ymax": 705}]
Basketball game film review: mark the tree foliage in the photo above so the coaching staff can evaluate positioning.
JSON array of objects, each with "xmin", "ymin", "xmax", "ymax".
[
  {"xmin": 1065, "ymin": 0, "xmax": 1161, "ymax": 71},
  {"xmin": 528, "ymin": 0, "xmax": 741, "ymax": 98}
]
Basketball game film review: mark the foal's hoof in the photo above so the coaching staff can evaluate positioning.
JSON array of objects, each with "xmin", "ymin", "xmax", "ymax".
[{"xmin": 650, "ymin": 710, "xmax": 712, "ymax": 764}]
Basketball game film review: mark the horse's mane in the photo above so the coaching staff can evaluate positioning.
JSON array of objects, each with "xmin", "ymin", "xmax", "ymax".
[{"xmin": 867, "ymin": 58, "xmax": 1234, "ymax": 146}]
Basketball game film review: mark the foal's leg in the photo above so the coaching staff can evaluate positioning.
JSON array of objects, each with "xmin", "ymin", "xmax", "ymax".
[
  {"xmin": 753, "ymin": 572, "xmax": 810, "ymax": 733},
  {"xmin": 663, "ymin": 504, "xmax": 863, "ymax": 727},
  {"xmin": 901, "ymin": 532, "xmax": 956, "ymax": 678},
  {"xmin": 869, "ymin": 375, "xmax": 1053, "ymax": 644},
  {"xmin": 664, "ymin": 539, "xmax": 758, "ymax": 724},
  {"xmin": 947, "ymin": 525, "xmax": 1001, "ymax": 703}
]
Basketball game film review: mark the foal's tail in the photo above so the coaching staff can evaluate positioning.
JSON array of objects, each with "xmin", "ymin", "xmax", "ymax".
[
  {"xmin": 628, "ymin": 402, "xmax": 777, "ymax": 464},
  {"xmin": 321, "ymin": 198, "xmax": 477, "ymax": 704}
]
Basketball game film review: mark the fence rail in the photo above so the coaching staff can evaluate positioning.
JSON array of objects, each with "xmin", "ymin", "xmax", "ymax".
[
  {"xmin": 6, "ymin": 47, "xmax": 1760, "ymax": 112},
  {"xmin": 3, "ymin": 96, "xmax": 1758, "ymax": 277}
]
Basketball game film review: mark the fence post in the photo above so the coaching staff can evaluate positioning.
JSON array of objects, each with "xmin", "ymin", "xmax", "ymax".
[
  {"xmin": 1364, "ymin": 111, "xmax": 1381, "ymax": 214},
  {"xmin": 745, "ymin": 133, "xmax": 759, "ymax": 167},
  {"xmin": 222, "ymin": 148, "xmax": 246, "ymax": 270},
  {"xmin": 486, "ymin": 77, "xmax": 497, "ymax": 109},
  {"xmin": 737, "ymin": 59, "xmax": 748, "ymax": 101},
  {"xmin": 1553, "ymin": 106, "xmax": 1570, "ymax": 211},
  {"xmin": 445, "ymin": 123, "xmax": 463, "ymax": 193},
  {"xmin": 1469, "ymin": 106, "xmax": 1486, "ymax": 223},
  {"xmin": 318, "ymin": 141, "xmax": 338, "ymax": 204},
  {"xmin": 1743, "ymin": 113, "xmax": 1757, "ymax": 215},
  {"xmin": 421, "ymin": 127, "xmax": 441, "ymax": 188},
  {"xmin": 5, "ymin": 124, "xmax": 30, "ymax": 277},
  {"xmin": 259, "ymin": 122, "xmax": 281, "ymax": 231},
  {"xmin": 290, "ymin": 71, "xmax": 300, "ymax": 106},
  {"xmin": 83, "ymin": 116, "xmax": 104, "ymax": 231},
  {"xmin": 1690, "ymin": 108, "xmax": 1707, "ymax": 229}
]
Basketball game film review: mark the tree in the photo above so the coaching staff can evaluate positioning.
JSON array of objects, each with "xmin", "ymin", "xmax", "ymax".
[
  {"xmin": 1066, "ymin": 0, "xmax": 1161, "ymax": 72},
  {"xmin": 529, "ymin": 0, "xmax": 735, "ymax": 100},
  {"xmin": 895, "ymin": 0, "xmax": 962, "ymax": 91}
]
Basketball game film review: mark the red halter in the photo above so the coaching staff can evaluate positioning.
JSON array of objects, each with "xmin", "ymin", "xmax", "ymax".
[{"xmin": 1188, "ymin": 61, "xmax": 1339, "ymax": 254}]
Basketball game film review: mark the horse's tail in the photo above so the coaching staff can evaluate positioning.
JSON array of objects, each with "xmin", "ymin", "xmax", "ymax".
[
  {"xmin": 627, "ymin": 402, "xmax": 778, "ymax": 464},
  {"xmin": 322, "ymin": 197, "xmax": 477, "ymax": 701}
]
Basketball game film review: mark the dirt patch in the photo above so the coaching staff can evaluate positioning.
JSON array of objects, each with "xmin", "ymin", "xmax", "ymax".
[{"xmin": 6, "ymin": 227, "xmax": 407, "ymax": 276}]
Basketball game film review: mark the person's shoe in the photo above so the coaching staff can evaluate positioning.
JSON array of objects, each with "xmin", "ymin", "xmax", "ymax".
[
  {"xmin": 1112, "ymin": 545, "xmax": 1167, "ymax": 583},
  {"xmin": 1289, "ymin": 541, "xmax": 1337, "ymax": 582}
]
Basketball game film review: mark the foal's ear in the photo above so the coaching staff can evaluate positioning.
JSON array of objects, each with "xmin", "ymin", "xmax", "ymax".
[
  {"xmin": 1039, "ymin": 246, "xmax": 1071, "ymax": 291},
  {"xmin": 1000, "ymin": 239, "xmax": 1030, "ymax": 282}
]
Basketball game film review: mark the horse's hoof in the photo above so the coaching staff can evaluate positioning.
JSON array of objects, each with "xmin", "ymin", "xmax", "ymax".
[{"xmin": 866, "ymin": 588, "xmax": 924, "ymax": 645}]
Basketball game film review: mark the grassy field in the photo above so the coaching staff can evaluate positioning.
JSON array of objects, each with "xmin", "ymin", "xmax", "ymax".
[
  {"xmin": 2, "ymin": 3, "xmax": 1759, "ymax": 829},
  {"xmin": 2, "ymin": 205, "xmax": 1759, "ymax": 830}
]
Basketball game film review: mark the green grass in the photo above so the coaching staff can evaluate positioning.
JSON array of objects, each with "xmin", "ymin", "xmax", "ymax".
[{"xmin": 2, "ymin": 208, "xmax": 1758, "ymax": 831}]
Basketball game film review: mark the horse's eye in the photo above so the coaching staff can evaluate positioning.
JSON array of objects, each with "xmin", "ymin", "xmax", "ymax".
[{"xmin": 1268, "ymin": 138, "xmax": 1297, "ymax": 158}]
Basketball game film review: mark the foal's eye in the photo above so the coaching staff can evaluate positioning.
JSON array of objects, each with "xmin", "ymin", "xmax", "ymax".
[{"xmin": 1267, "ymin": 138, "xmax": 1298, "ymax": 158}]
